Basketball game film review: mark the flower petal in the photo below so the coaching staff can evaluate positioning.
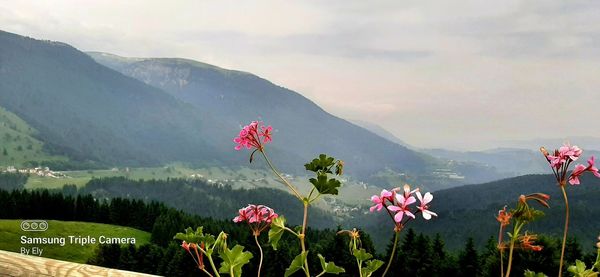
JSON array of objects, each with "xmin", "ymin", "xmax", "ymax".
[
  {"xmin": 394, "ymin": 211, "xmax": 404, "ymax": 223},
  {"xmin": 387, "ymin": 205, "xmax": 401, "ymax": 212},
  {"xmin": 423, "ymin": 192, "xmax": 433, "ymax": 204}
]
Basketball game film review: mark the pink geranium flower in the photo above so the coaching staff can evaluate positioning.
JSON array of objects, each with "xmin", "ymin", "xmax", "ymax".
[
  {"xmin": 559, "ymin": 143, "xmax": 582, "ymax": 161},
  {"xmin": 547, "ymin": 151, "xmax": 567, "ymax": 169},
  {"xmin": 370, "ymin": 189, "xmax": 393, "ymax": 212},
  {"xmin": 568, "ymin": 156, "xmax": 600, "ymax": 185},
  {"xmin": 547, "ymin": 143, "xmax": 583, "ymax": 169},
  {"xmin": 233, "ymin": 204, "xmax": 278, "ymax": 235},
  {"xmin": 261, "ymin": 125, "xmax": 273, "ymax": 143},
  {"xmin": 387, "ymin": 193, "xmax": 416, "ymax": 223},
  {"xmin": 233, "ymin": 121, "xmax": 273, "ymax": 151},
  {"xmin": 416, "ymin": 191, "xmax": 437, "ymax": 220}
]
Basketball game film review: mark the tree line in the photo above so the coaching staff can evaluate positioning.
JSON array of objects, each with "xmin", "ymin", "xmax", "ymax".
[{"xmin": 0, "ymin": 186, "xmax": 597, "ymax": 276}]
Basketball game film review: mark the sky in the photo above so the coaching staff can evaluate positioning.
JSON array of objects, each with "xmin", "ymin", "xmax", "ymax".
[{"xmin": 1, "ymin": 0, "xmax": 600, "ymax": 150}]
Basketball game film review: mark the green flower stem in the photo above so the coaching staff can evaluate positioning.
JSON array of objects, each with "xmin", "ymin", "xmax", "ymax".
[
  {"xmin": 593, "ymin": 248, "xmax": 600, "ymax": 270},
  {"xmin": 382, "ymin": 231, "xmax": 400, "ymax": 277},
  {"xmin": 284, "ymin": 227, "xmax": 299, "ymax": 236},
  {"xmin": 307, "ymin": 187, "xmax": 316, "ymax": 201},
  {"xmin": 499, "ymin": 249, "xmax": 504, "ymax": 277},
  {"xmin": 357, "ymin": 256, "xmax": 363, "ymax": 277},
  {"xmin": 300, "ymin": 201, "xmax": 311, "ymax": 277},
  {"xmin": 260, "ymin": 150, "xmax": 303, "ymax": 201},
  {"xmin": 558, "ymin": 185, "xmax": 570, "ymax": 277},
  {"xmin": 258, "ymin": 149, "xmax": 311, "ymax": 276},
  {"xmin": 254, "ymin": 234, "xmax": 264, "ymax": 277},
  {"xmin": 202, "ymin": 250, "xmax": 221, "ymax": 277},
  {"xmin": 505, "ymin": 222, "xmax": 523, "ymax": 277},
  {"xmin": 505, "ymin": 238, "xmax": 516, "ymax": 277},
  {"xmin": 498, "ymin": 225, "xmax": 505, "ymax": 277}
]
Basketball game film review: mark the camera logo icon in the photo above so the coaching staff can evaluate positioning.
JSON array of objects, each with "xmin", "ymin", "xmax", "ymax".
[{"xmin": 21, "ymin": 220, "xmax": 48, "ymax": 232}]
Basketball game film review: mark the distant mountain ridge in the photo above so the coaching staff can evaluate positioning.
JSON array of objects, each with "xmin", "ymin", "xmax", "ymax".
[
  {"xmin": 422, "ymin": 147, "xmax": 600, "ymax": 177},
  {"xmin": 0, "ymin": 31, "xmax": 224, "ymax": 166},
  {"xmin": 0, "ymin": 31, "xmax": 431, "ymax": 181},
  {"xmin": 0, "ymin": 30, "xmax": 503, "ymax": 188},
  {"xmin": 88, "ymin": 51, "xmax": 501, "ymax": 186},
  {"xmin": 349, "ymin": 119, "xmax": 412, "ymax": 148}
]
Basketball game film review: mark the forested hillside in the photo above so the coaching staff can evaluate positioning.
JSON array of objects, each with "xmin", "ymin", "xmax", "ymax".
[
  {"xmin": 0, "ymin": 183, "xmax": 596, "ymax": 276},
  {"xmin": 0, "ymin": 31, "xmax": 224, "ymax": 167},
  {"xmin": 355, "ymin": 174, "xmax": 600, "ymax": 251}
]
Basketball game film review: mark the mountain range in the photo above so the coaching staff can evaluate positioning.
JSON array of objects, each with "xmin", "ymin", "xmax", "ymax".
[
  {"xmin": 5, "ymin": 30, "xmax": 584, "ymax": 191},
  {"xmin": 86, "ymin": 51, "xmax": 437, "ymax": 179},
  {"xmin": 3, "ymin": 30, "xmax": 600, "ymax": 255}
]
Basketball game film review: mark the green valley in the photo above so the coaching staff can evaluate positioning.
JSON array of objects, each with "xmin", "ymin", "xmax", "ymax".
[{"xmin": 0, "ymin": 107, "xmax": 67, "ymax": 167}]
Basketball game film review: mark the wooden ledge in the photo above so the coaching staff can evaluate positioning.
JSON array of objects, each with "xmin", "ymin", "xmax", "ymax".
[{"xmin": 0, "ymin": 250, "xmax": 159, "ymax": 276}]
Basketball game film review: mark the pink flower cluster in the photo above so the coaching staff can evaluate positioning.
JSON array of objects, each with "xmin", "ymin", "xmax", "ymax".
[
  {"xmin": 541, "ymin": 143, "xmax": 600, "ymax": 185},
  {"xmin": 233, "ymin": 121, "xmax": 273, "ymax": 151},
  {"xmin": 233, "ymin": 204, "xmax": 278, "ymax": 235},
  {"xmin": 545, "ymin": 143, "xmax": 582, "ymax": 169},
  {"xmin": 370, "ymin": 185, "xmax": 437, "ymax": 225},
  {"xmin": 569, "ymin": 156, "xmax": 600, "ymax": 185}
]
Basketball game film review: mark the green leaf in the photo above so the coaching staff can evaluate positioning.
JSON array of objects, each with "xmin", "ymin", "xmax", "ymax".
[
  {"xmin": 361, "ymin": 259, "xmax": 384, "ymax": 277},
  {"xmin": 352, "ymin": 248, "xmax": 373, "ymax": 262},
  {"xmin": 284, "ymin": 251, "xmax": 308, "ymax": 277},
  {"xmin": 173, "ymin": 226, "xmax": 216, "ymax": 248},
  {"xmin": 524, "ymin": 270, "xmax": 548, "ymax": 277},
  {"xmin": 218, "ymin": 245, "xmax": 253, "ymax": 277},
  {"xmin": 309, "ymin": 174, "xmax": 341, "ymax": 195},
  {"xmin": 304, "ymin": 154, "xmax": 335, "ymax": 173},
  {"xmin": 268, "ymin": 216, "xmax": 286, "ymax": 250},
  {"xmin": 567, "ymin": 260, "xmax": 599, "ymax": 277},
  {"xmin": 318, "ymin": 254, "xmax": 345, "ymax": 274}
]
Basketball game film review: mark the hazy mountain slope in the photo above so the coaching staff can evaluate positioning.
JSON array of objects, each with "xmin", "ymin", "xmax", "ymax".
[
  {"xmin": 422, "ymin": 147, "xmax": 600, "ymax": 177},
  {"xmin": 0, "ymin": 31, "xmax": 228, "ymax": 167},
  {"xmin": 349, "ymin": 119, "xmax": 411, "ymax": 148},
  {"xmin": 0, "ymin": 30, "xmax": 507, "ymax": 188},
  {"xmin": 88, "ymin": 52, "xmax": 504, "ymax": 185},
  {"xmin": 497, "ymin": 137, "xmax": 600, "ymax": 152}
]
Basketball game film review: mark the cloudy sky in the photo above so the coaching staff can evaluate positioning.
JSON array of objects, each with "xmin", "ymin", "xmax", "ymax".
[{"xmin": 1, "ymin": 1, "xmax": 599, "ymax": 149}]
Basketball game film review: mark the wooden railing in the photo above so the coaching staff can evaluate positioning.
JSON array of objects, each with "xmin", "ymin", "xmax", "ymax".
[{"xmin": 0, "ymin": 250, "xmax": 159, "ymax": 276}]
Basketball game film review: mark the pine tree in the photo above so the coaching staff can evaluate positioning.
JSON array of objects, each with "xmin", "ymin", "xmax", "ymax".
[
  {"xmin": 411, "ymin": 234, "xmax": 433, "ymax": 276},
  {"xmin": 431, "ymin": 233, "xmax": 449, "ymax": 277},
  {"xmin": 564, "ymin": 237, "xmax": 583, "ymax": 266},
  {"xmin": 88, "ymin": 244, "xmax": 121, "ymax": 268},
  {"xmin": 458, "ymin": 237, "xmax": 481, "ymax": 277},
  {"xmin": 395, "ymin": 228, "xmax": 416, "ymax": 274},
  {"xmin": 118, "ymin": 244, "xmax": 138, "ymax": 270},
  {"xmin": 482, "ymin": 236, "xmax": 501, "ymax": 277}
]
